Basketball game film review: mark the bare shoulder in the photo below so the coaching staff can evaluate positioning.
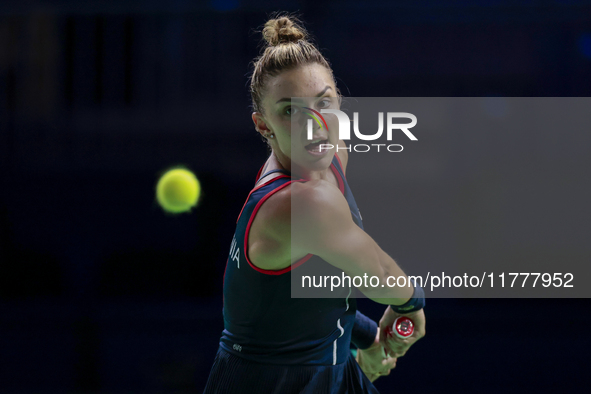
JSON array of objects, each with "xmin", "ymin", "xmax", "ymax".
[
  {"xmin": 257, "ymin": 180, "xmax": 346, "ymax": 236},
  {"xmin": 337, "ymin": 140, "xmax": 349, "ymax": 175},
  {"xmin": 290, "ymin": 180, "xmax": 352, "ymax": 244},
  {"xmin": 248, "ymin": 180, "xmax": 350, "ymax": 270}
]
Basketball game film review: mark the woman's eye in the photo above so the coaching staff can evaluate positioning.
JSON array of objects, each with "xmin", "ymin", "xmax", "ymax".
[
  {"xmin": 318, "ymin": 99, "xmax": 331, "ymax": 108},
  {"xmin": 286, "ymin": 106, "xmax": 300, "ymax": 115}
]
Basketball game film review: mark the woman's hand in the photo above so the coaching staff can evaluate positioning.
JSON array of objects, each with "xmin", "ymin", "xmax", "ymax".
[
  {"xmin": 379, "ymin": 306, "xmax": 426, "ymax": 358},
  {"xmin": 356, "ymin": 327, "xmax": 397, "ymax": 383}
]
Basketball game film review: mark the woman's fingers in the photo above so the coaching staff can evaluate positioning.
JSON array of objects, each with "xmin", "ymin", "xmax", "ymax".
[{"xmin": 382, "ymin": 356, "xmax": 397, "ymax": 370}]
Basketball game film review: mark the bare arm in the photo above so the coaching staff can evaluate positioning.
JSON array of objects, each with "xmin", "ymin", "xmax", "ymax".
[
  {"xmin": 291, "ymin": 180, "xmax": 413, "ymax": 305},
  {"xmin": 254, "ymin": 174, "xmax": 425, "ymax": 360}
]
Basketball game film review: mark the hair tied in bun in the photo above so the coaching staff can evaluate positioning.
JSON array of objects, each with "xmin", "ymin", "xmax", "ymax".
[{"xmin": 263, "ymin": 16, "xmax": 306, "ymax": 46}]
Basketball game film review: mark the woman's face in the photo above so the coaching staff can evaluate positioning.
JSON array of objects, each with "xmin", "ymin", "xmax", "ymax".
[{"xmin": 253, "ymin": 63, "xmax": 340, "ymax": 175}]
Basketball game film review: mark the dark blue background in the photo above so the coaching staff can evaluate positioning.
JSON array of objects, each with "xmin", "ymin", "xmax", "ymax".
[{"xmin": 1, "ymin": 1, "xmax": 590, "ymax": 392}]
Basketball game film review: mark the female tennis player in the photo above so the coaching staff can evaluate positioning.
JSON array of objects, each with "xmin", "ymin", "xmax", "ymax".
[{"xmin": 203, "ymin": 14, "xmax": 426, "ymax": 393}]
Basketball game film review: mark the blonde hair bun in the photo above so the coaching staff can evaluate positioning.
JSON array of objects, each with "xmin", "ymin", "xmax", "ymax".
[{"xmin": 262, "ymin": 16, "xmax": 306, "ymax": 46}]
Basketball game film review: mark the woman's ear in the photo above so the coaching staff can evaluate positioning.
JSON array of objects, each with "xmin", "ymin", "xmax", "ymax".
[{"xmin": 252, "ymin": 112, "xmax": 271, "ymax": 134}]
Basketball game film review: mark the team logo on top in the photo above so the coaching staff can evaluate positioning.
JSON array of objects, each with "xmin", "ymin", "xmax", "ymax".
[{"xmin": 229, "ymin": 236, "xmax": 240, "ymax": 268}]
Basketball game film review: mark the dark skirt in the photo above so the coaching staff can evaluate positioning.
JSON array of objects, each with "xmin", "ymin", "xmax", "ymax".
[{"xmin": 203, "ymin": 346, "xmax": 380, "ymax": 394}]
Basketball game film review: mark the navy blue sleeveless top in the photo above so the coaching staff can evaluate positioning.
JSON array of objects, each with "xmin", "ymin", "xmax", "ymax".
[{"xmin": 220, "ymin": 154, "xmax": 364, "ymax": 366}]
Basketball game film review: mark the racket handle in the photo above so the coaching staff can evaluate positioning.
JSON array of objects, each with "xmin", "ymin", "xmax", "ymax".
[{"xmin": 381, "ymin": 316, "xmax": 415, "ymax": 358}]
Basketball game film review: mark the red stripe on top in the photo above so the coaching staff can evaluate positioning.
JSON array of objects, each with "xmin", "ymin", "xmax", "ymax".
[
  {"xmin": 331, "ymin": 162, "xmax": 345, "ymax": 194},
  {"xmin": 255, "ymin": 163, "xmax": 265, "ymax": 183},
  {"xmin": 244, "ymin": 180, "xmax": 314, "ymax": 275},
  {"xmin": 334, "ymin": 152, "xmax": 345, "ymax": 177},
  {"xmin": 236, "ymin": 175, "xmax": 291, "ymax": 224}
]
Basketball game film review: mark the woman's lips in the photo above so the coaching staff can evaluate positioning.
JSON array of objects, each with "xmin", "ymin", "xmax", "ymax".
[{"xmin": 304, "ymin": 139, "xmax": 330, "ymax": 155}]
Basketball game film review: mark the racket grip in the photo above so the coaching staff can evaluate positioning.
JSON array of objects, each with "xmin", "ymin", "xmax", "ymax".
[{"xmin": 381, "ymin": 316, "xmax": 415, "ymax": 358}]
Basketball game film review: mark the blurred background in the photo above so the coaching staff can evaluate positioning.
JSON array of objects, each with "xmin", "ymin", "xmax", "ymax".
[{"xmin": 1, "ymin": 0, "xmax": 590, "ymax": 393}]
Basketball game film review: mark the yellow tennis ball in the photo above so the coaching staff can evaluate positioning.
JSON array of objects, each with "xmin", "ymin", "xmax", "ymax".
[{"xmin": 156, "ymin": 168, "xmax": 201, "ymax": 213}]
